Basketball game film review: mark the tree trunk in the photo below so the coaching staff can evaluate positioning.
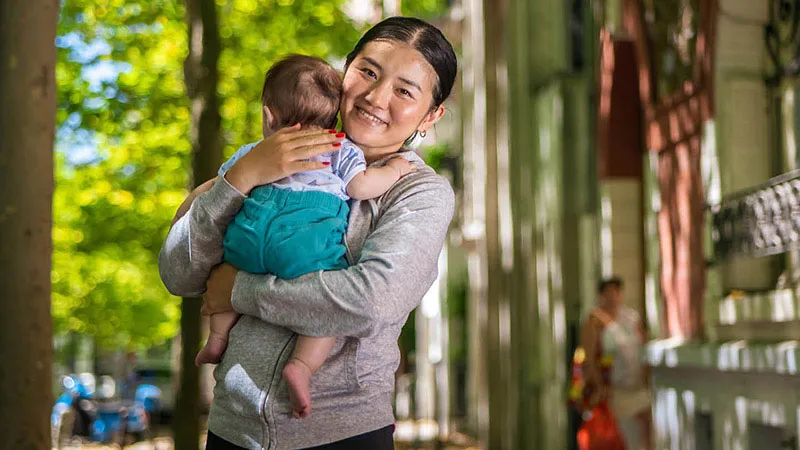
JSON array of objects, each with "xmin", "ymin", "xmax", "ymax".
[
  {"xmin": 482, "ymin": 0, "xmax": 511, "ymax": 447},
  {"xmin": 175, "ymin": 0, "xmax": 221, "ymax": 447},
  {"xmin": 0, "ymin": 0, "xmax": 57, "ymax": 448}
]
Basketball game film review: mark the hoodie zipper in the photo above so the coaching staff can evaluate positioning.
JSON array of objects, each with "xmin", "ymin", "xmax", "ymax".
[{"xmin": 262, "ymin": 333, "xmax": 296, "ymax": 450}]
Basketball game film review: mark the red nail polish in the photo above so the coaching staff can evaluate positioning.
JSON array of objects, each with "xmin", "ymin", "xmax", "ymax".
[
  {"xmin": 328, "ymin": 129, "xmax": 338, "ymax": 134},
  {"xmin": 332, "ymin": 142, "xmax": 342, "ymax": 147},
  {"xmin": 322, "ymin": 162, "xmax": 331, "ymax": 166},
  {"xmin": 335, "ymin": 132, "xmax": 346, "ymax": 138}
]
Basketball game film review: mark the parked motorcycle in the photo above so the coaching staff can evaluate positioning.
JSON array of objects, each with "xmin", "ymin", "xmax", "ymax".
[{"xmin": 51, "ymin": 373, "xmax": 160, "ymax": 448}]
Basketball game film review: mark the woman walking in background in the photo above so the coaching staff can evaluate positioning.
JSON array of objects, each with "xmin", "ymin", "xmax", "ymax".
[{"xmin": 580, "ymin": 277, "xmax": 652, "ymax": 450}]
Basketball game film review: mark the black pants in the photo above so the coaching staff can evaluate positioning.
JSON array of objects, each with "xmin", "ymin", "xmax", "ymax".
[{"xmin": 206, "ymin": 425, "xmax": 394, "ymax": 450}]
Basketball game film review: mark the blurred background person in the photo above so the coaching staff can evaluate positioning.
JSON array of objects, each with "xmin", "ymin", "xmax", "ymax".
[{"xmin": 580, "ymin": 277, "xmax": 651, "ymax": 450}]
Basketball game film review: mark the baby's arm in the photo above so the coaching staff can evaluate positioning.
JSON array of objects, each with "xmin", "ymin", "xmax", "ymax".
[{"xmin": 346, "ymin": 157, "xmax": 416, "ymax": 200}]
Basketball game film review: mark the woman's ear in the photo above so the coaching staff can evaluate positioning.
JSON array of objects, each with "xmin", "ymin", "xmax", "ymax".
[{"xmin": 418, "ymin": 104, "xmax": 446, "ymax": 133}]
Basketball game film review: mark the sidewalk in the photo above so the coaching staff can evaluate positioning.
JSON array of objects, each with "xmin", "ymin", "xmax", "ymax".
[
  {"xmin": 54, "ymin": 436, "xmax": 177, "ymax": 450},
  {"xmin": 55, "ymin": 422, "xmax": 480, "ymax": 450}
]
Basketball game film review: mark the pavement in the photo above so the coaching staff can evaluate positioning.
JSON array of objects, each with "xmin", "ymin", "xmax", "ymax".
[{"xmin": 54, "ymin": 421, "xmax": 480, "ymax": 449}]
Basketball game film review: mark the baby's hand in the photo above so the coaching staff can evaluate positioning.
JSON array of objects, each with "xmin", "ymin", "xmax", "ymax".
[{"xmin": 387, "ymin": 157, "xmax": 416, "ymax": 178}]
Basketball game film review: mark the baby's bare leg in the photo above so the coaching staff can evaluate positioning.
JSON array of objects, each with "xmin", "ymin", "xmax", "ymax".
[
  {"xmin": 282, "ymin": 336, "xmax": 336, "ymax": 418},
  {"xmin": 195, "ymin": 311, "xmax": 240, "ymax": 366}
]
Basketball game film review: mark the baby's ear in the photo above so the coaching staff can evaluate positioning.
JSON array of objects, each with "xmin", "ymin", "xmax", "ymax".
[
  {"xmin": 262, "ymin": 106, "xmax": 278, "ymax": 137},
  {"xmin": 263, "ymin": 106, "xmax": 277, "ymax": 128}
]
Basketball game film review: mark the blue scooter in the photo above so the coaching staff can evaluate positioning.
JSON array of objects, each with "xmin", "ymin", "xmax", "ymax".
[{"xmin": 52, "ymin": 373, "xmax": 160, "ymax": 448}]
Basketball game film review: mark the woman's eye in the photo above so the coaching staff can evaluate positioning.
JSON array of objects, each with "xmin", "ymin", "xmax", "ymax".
[
  {"xmin": 398, "ymin": 88, "xmax": 412, "ymax": 98},
  {"xmin": 361, "ymin": 68, "xmax": 377, "ymax": 79}
]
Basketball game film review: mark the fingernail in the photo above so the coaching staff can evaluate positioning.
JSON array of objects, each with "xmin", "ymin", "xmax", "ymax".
[
  {"xmin": 332, "ymin": 142, "xmax": 342, "ymax": 147},
  {"xmin": 335, "ymin": 132, "xmax": 346, "ymax": 138},
  {"xmin": 322, "ymin": 162, "xmax": 331, "ymax": 166},
  {"xmin": 328, "ymin": 129, "xmax": 338, "ymax": 134}
]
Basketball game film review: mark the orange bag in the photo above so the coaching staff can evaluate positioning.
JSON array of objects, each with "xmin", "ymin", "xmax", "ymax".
[{"xmin": 577, "ymin": 402, "xmax": 625, "ymax": 450}]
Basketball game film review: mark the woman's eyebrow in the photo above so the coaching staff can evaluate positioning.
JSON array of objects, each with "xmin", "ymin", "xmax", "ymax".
[
  {"xmin": 362, "ymin": 56, "xmax": 382, "ymax": 70},
  {"xmin": 398, "ymin": 77, "xmax": 421, "ymax": 92},
  {"xmin": 362, "ymin": 56, "xmax": 421, "ymax": 92}
]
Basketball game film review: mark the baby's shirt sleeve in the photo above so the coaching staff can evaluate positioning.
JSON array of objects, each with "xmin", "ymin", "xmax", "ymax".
[
  {"xmin": 218, "ymin": 141, "xmax": 260, "ymax": 176},
  {"xmin": 334, "ymin": 140, "xmax": 368, "ymax": 187}
]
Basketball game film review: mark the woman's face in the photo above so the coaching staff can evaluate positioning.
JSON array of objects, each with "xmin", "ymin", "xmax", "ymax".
[
  {"xmin": 340, "ymin": 40, "xmax": 445, "ymax": 161},
  {"xmin": 601, "ymin": 286, "xmax": 624, "ymax": 310}
]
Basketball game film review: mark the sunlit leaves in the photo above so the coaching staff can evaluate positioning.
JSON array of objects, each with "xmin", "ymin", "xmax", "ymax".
[
  {"xmin": 56, "ymin": 0, "xmax": 189, "ymax": 350},
  {"xmin": 402, "ymin": 0, "xmax": 447, "ymax": 19}
]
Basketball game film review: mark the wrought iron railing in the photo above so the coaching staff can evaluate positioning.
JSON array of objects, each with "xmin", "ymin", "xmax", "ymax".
[{"xmin": 711, "ymin": 170, "xmax": 800, "ymax": 260}]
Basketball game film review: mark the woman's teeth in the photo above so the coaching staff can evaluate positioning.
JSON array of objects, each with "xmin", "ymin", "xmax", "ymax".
[{"xmin": 357, "ymin": 108, "xmax": 386, "ymax": 125}]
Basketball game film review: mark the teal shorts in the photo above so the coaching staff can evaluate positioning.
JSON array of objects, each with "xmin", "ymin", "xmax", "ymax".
[{"xmin": 223, "ymin": 185, "xmax": 350, "ymax": 278}]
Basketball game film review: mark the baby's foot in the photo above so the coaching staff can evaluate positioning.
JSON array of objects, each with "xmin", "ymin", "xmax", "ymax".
[
  {"xmin": 282, "ymin": 359, "xmax": 313, "ymax": 418},
  {"xmin": 195, "ymin": 333, "xmax": 228, "ymax": 366}
]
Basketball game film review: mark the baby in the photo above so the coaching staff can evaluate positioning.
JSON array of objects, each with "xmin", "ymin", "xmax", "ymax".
[{"xmin": 194, "ymin": 55, "xmax": 415, "ymax": 418}]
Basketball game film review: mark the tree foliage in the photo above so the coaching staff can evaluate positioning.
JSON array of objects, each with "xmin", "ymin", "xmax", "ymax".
[{"xmin": 55, "ymin": 0, "xmax": 190, "ymax": 350}]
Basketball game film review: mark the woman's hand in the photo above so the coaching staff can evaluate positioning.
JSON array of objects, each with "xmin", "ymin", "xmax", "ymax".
[
  {"xmin": 202, "ymin": 263, "xmax": 239, "ymax": 315},
  {"xmin": 225, "ymin": 124, "xmax": 346, "ymax": 194}
]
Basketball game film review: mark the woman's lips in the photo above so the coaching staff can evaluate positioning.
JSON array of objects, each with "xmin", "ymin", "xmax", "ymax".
[{"xmin": 355, "ymin": 106, "xmax": 388, "ymax": 126}]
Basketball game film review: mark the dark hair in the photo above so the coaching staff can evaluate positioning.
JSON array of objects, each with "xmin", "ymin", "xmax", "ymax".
[
  {"xmin": 598, "ymin": 276, "xmax": 624, "ymax": 294},
  {"xmin": 261, "ymin": 54, "xmax": 341, "ymax": 129},
  {"xmin": 345, "ymin": 16, "xmax": 457, "ymax": 109}
]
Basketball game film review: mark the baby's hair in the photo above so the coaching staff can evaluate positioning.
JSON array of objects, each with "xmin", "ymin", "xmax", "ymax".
[{"xmin": 261, "ymin": 54, "xmax": 342, "ymax": 130}]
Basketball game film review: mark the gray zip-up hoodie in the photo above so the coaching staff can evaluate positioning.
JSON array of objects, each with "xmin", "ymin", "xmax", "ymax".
[{"xmin": 158, "ymin": 151, "xmax": 454, "ymax": 449}]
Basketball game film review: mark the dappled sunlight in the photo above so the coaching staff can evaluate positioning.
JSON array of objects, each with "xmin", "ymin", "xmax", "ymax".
[
  {"xmin": 598, "ymin": 29, "xmax": 615, "ymax": 123},
  {"xmin": 645, "ymin": 336, "xmax": 686, "ymax": 367},
  {"xmin": 496, "ymin": 61, "xmax": 514, "ymax": 272},
  {"xmin": 600, "ymin": 194, "xmax": 614, "ymax": 277},
  {"xmin": 645, "ymin": 273, "xmax": 661, "ymax": 337},
  {"xmin": 782, "ymin": 87, "xmax": 797, "ymax": 170},
  {"xmin": 774, "ymin": 289, "xmax": 796, "ymax": 321},
  {"xmin": 718, "ymin": 340, "xmax": 747, "ymax": 371}
]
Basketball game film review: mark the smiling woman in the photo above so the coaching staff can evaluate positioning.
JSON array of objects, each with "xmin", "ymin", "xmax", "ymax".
[
  {"xmin": 340, "ymin": 18, "xmax": 456, "ymax": 161},
  {"xmin": 341, "ymin": 40, "xmax": 442, "ymax": 159},
  {"xmin": 159, "ymin": 16, "xmax": 458, "ymax": 450}
]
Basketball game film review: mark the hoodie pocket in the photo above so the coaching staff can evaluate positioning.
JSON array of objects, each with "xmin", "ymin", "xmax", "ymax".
[
  {"xmin": 211, "ymin": 317, "xmax": 294, "ymax": 418},
  {"xmin": 309, "ymin": 337, "xmax": 361, "ymax": 397}
]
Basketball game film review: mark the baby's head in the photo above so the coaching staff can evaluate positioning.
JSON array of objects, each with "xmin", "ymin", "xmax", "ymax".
[{"xmin": 260, "ymin": 54, "xmax": 342, "ymax": 138}]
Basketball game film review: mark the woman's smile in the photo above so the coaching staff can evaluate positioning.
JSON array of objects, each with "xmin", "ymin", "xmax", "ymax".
[{"xmin": 354, "ymin": 106, "xmax": 389, "ymax": 126}]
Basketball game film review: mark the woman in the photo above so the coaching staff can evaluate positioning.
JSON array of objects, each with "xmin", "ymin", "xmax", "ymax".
[
  {"xmin": 159, "ymin": 17, "xmax": 457, "ymax": 450},
  {"xmin": 580, "ymin": 277, "xmax": 652, "ymax": 450}
]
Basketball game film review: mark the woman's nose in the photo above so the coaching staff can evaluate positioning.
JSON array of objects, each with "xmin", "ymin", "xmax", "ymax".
[{"xmin": 364, "ymin": 81, "xmax": 391, "ymax": 109}]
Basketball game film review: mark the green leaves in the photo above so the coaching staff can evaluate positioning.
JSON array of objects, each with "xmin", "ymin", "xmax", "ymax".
[{"xmin": 56, "ymin": 0, "xmax": 192, "ymax": 350}]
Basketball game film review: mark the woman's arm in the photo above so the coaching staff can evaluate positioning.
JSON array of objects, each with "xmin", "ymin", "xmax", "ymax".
[
  {"xmin": 231, "ymin": 172, "xmax": 455, "ymax": 338},
  {"xmin": 158, "ymin": 176, "xmax": 246, "ymax": 297},
  {"xmin": 171, "ymin": 177, "xmax": 217, "ymax": 226},
  {"xmin": 580, "ymin": 315, "xmax": 608, "ymax": 407}
]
